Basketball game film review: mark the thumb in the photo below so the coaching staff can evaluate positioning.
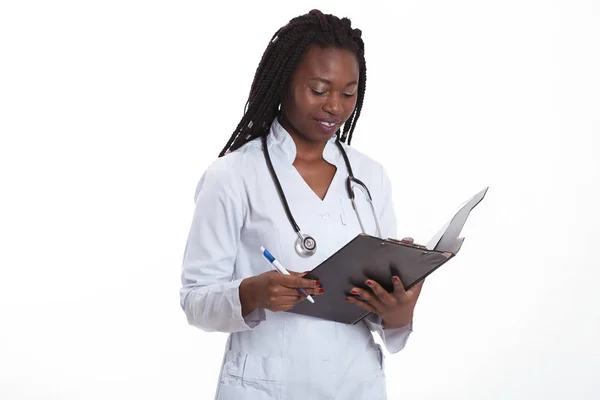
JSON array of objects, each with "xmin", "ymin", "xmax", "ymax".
[{"xmin": 408, "ymin": 279, "xmax": 425, "ymax": 296}]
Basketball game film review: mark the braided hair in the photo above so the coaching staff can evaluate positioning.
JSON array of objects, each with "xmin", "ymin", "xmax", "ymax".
[{"xmin": 218, "ymin": 9, "xmax": 366, "ymax": 157}]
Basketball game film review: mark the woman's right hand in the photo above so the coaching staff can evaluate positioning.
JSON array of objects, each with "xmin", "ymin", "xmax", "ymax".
[{"xmin": 239, "ymin": 271, "xmax": 323, "ymax": 314}]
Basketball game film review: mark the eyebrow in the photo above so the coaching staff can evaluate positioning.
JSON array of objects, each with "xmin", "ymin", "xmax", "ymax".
[{"xmin": 308, "ymin": 77, "xmax": 358, "ymax": 87}]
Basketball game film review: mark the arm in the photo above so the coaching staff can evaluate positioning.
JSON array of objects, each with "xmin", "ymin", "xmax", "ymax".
[
  {"xmin": 362, "ymin": 164, "xmax": 413, "ymax": 353},
  {"xmin": 179, "ymin": 158, "xmax": 265, "ymax": 333}
]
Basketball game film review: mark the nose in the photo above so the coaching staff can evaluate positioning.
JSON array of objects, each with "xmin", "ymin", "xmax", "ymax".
[{"xmin": 322, "ymin": 93, "xmax": 343, "ymax": 116}]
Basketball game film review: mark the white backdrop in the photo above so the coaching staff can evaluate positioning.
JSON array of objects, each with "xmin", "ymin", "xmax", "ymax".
[{"xmin": 1, "ymin": 0, "xmax": 599, "ymax": 399}]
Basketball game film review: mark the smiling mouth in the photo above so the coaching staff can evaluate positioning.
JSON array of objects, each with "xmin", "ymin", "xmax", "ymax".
[
  {"xmin": 319, "ymin": 121, "xmax": 336, "ymax": 127},
  {"xmin": 314, "ymin": 118, "xmax": 340, "ymax": 128}
]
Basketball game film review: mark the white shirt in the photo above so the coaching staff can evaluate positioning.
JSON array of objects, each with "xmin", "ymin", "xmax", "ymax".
[{"xmin": 180, "ymin": 118, "xmax": 412, "ymax": 400}]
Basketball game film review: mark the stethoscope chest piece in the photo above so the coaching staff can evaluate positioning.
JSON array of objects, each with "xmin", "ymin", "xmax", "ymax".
[{"xmin": 295, "ymin": 233, "xmax": 317, "ymax": 258}]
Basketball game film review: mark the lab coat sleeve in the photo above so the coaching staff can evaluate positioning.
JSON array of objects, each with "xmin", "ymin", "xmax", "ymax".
[
  {"xmin": 180, "ymin": 157, "xmax": 265, "ymax": 333},
  {"xmin": 364, "ymin": 314, "xmax": 413, "ymax": 354},
  {"xmin": 362, "ymin": 164, "xmax": 413, "ymax": 353}
]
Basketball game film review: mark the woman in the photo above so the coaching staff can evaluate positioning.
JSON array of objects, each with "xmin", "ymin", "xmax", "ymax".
[{"xmin": 180, "ymin": 9, "xmax": 424, "ymax": 399}]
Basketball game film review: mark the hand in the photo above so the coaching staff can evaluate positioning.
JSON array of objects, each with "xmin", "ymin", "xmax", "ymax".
[
  {"xmin": 344, "ymin": 237, "xmax": 425, "ymax": 329},
  {"xmin": 240, "ymin": 270, "xmax": 323, "ymax": 314}
]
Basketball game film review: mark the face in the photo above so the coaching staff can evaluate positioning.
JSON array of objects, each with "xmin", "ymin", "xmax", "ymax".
[{"xmin": 279, "ymin": 45, "xmax": 360, "ymax": 144}]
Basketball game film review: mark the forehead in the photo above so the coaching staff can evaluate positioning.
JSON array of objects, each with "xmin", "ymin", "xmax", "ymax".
[{"xmin": 293, "ymin": 45, "xmax": 359, "ymax": 84}]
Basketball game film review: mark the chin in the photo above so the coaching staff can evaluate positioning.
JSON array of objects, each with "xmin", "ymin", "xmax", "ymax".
[{"xmin": 309, "ymin": 130, "xmax": 335, "ymax": 142}]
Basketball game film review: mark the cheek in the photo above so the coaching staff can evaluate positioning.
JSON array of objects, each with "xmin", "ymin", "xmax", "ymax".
[
  {"xmin": 294, "ymin": 90, "xmax": 322, "ymax": 116},
  {"xmin": 344, "ymin": 97, "xmax": 358, "ymax": 117}
]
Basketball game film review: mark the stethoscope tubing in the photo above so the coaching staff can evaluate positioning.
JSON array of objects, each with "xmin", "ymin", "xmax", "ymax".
[{"xmin": 261, "ymin": 134, "xmax": 382, "ymax": 256}]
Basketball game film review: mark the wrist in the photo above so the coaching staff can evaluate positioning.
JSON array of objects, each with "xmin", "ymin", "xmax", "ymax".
[
  {"xmin": 239, "ymin": 277, "xmax": 259, "ymax": 316},
  {"xmin": 382, "ymin": 314, "xmax": 412, "ymax": 330}
]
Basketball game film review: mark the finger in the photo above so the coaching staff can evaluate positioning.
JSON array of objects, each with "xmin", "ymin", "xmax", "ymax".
[
  {"xmin": 304, "ymin": 287, "xmax": 325, "ymax": 296},
  {"xmin": 284, "ymin": 275, "xmax": 321, "ymax": 289},
  {"xmin": 270, "ymin": 273, "xmax": 319, "ymax": 288},
  {"xmin": 270, "ymin": 285, "xmax": 324, "ymax": 300},
  {"xmin": 288, "ymin": 270, "xmax": 311, "ymax": 276},
  {"xmin": 392, "ymin": 276, "xmax": 407, "ymax": 297},
  {"xmin": 269, "ymin": 284, "xmax": 311, "ymax": 298},
  {"xmin": 349, "ymin": 287, "xmax": 384, "ymax": 313},
  {"xmin": 400, "ymin": 237, "xmax": 426, "ymax": 248},
  {"xmin": 345, "ymin": 295, "xmax": 378, "ymax": 314},
  {"xmin": 365, "ymin": 279, "xmax": 396, "ymax": 306},
  {"xmin": 272, "ymin": 295, "xmax": 305, "ymax": 311}
]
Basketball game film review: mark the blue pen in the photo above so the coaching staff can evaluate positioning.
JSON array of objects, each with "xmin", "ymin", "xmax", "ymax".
[{"xmin": 260, "ymin": 246, "xmax": 315, "ymax": 304}]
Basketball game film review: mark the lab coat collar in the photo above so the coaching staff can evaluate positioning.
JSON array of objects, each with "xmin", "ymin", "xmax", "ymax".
[{"xmin": 267, "ymin": 117, "xmax": 340, "ymax": 165}]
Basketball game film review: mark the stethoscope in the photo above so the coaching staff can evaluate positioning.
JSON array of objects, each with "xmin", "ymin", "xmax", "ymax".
[{"xmin": 262, "ymin": 135, "xmax": 382, "ymax": 258}]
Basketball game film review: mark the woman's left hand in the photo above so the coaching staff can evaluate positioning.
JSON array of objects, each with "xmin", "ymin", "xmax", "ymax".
[{"xmin": 344, "ymin": 237, "xmax": 425, "ymax": 329}]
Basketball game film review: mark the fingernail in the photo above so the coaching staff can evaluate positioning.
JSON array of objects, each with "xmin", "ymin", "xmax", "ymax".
[
  {"xmin": 366, "ymin": 280, "xmax": 373, "ymax": 286},
  {"xmin": 392, "ymin": 276, "xmax": 400, "ymax": 283},
  {"xmin": 345, "ymin": 297, "xmax": 351, "ymax": 302},
  {"xmin": 318, "ymin": 288, "xmax": 324, "ymax": 294},
  {"xmin": 350, "ymin": 289, "xmax": 359, "ymax": 294},
  {"xmin": 315, "ymin": 282, "xmax": 321, "ymax": 287}
]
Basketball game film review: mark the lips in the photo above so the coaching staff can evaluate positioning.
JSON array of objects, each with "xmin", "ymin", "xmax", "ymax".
[
  {"xmin": 313, "ymin": 118, "xmax": 341, "ymax": 134},
  {"xmin": 315, "ymin": 118, "xmax": 341, "ymax": 126},
  {"xmin": 312, "ymin": 118, "xmax": 340, "ymax": 135}
]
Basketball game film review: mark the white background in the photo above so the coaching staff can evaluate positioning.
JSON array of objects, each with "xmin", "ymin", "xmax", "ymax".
[{"xmin": 1, "ymin": 0, "xmax": 599, "ymax": 399}]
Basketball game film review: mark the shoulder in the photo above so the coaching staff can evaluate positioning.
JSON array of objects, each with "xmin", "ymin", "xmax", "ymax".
[
  {"xmin": 207, "ymin": 137, "xmax": 263, "ymax": 170},
  {"xmin": 337, "ymin": 141, "xmax": 388, "ymax": 180},
  {"xmin": 200, "ymin": 136, "xmax": 265, "ymax": 176},
  {"xmin": 193, "ymin": 138, "xmax": 264, "ymax": 201},
  {"xmin": 335, "ymin": 141, "xmax": 395, "ymax": 202}
]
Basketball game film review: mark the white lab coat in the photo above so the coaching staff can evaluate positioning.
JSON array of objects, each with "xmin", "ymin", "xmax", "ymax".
[{"xmin": 180, "ymin": 119, "xmax": 413, "ymax": 399}]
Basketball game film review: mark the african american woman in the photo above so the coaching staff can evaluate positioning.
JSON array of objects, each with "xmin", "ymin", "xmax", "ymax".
[{"xmin": 180, "ymin": 9, "xmax": 424, "ymax": 400}]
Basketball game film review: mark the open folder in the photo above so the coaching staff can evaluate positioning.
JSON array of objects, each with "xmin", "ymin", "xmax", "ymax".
[{"xmin": 286, "ymin": 187, "xmax": 489, "ymax": 325}]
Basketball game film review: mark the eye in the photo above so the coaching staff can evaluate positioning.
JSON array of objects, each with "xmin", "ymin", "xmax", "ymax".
[
  {"xmin": 310, "ymin": 88, "xmax": 326, "ymax": 96},
  {"xmin": 343, "ymin": 92, "xmax": 356, "ymax": 98}
]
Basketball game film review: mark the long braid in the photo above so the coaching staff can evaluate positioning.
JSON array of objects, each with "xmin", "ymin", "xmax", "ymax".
[
  {"xmin": 219, "ymin": 9, "xmax": 367, "ymax": 157},
  {"xmin": 343, "ymin": 56, "xmax": 366, "ymax": 145}
]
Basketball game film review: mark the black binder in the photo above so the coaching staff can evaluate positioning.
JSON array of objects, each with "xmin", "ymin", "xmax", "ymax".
[{"xmin": 286, "ymin": 187, "xmax": 488, "ymax": 324}]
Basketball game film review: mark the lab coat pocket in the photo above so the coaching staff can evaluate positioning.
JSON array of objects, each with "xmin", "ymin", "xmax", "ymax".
[
  {"xmin": 340, "ymin": 346, "xmax": 386, "ymax": 399},
  {"xmin": 218, "ymin": 350, "xmax": 285, "ymax": 398}
]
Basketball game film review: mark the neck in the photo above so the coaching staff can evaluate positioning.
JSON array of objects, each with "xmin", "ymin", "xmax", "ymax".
[{"xmin": 278, "ymin": 116, "xmax": 329, "ymax": 163}]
